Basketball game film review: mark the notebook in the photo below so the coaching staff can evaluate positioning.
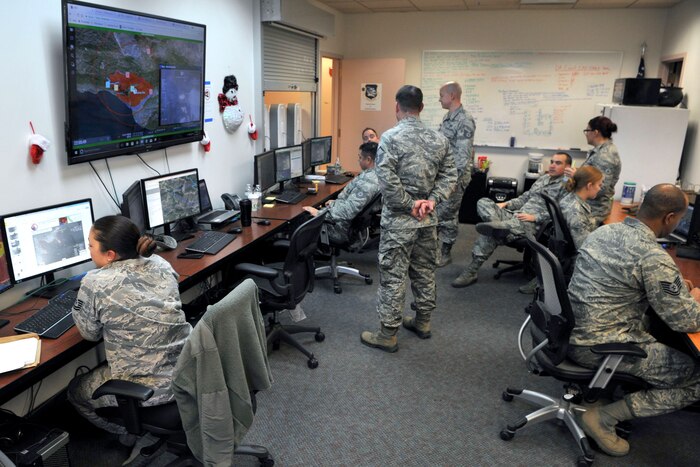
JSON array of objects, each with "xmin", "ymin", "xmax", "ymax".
[{"xmin": 197, "ymin": 180, "xmax": 240, "ymax": 225}]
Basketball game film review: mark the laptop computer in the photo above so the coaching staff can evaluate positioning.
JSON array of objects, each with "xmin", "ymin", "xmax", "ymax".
[
  {"xmin": 197, "ymin": 179, "xmax": 240, "ymax": 225},
  {"xmin": 657, "ymin": 204, "xmax": 694, "ymax": 244}
]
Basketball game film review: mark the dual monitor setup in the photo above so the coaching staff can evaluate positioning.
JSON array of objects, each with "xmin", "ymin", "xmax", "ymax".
[
  {"xmin": 0, "ymin": 168, "xmax": 227, "ymax": 300},
  {"xmin": 255, "ymin": 136, "xmax": 333, "ymax": 193}
]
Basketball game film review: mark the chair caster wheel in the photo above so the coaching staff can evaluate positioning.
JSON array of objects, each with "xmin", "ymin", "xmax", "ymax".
[
  {"xmin": 260, "ymin": 457, "xmax": 275, "ymax": 467},
  {"xmin": 577, "ymin": 455, "xmax": 592, "ymax": 466},
  {"xmin": 334, "ymin": 285, "xmax": 342, "ymax": 294},
  {"xmin": 364, "ymin": 276, "xmax": 373, "ymax": 285},
  {"xmin": 502, "ymin": 391, "xmax": 514, "ymax": 402},
  {"xmin": 500, "ymin": 429, "xmax": 514, "ymax": 441},
  {"xmin": 307, "ymin": 358, "xmax": 319, "ymax": 369},
  {"xmin": 315, "ymin": 332, "xmax": 325, "ymax": 342}
]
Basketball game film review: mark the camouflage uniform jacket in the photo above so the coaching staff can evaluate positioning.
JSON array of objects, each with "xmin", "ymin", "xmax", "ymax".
[
  {"xmin": 559, "ymin": 192, "xmax": 596, "ymax": 250},
  {"xmin": 326, "ymin": 167, "xmax": 380, "ymax": 235},
  {"xmin": 377, "ymin": 115, "xmax": 457, "ymax": 230},
  {"xmin": 504, "ymin": 174, "xmax": 566, "ymax": 225},
  {"xmin": 72, "ymin": 254, "xmax": 192, "ymax": 405},
  {"xmin": 568, "ymin": 217, "xmax": 700, "ymax": 346},
  {"xmin": 439, "ymin": 105, "xmax": 476, "ymax": 175},
  {"xmin": 581, "ymin": 140, "xmax": 621, "ymax": 222}
]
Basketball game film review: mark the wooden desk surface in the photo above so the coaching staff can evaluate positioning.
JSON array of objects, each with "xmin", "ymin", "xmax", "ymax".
[
  {"xmin": 0, "ymin": 219, "xmax": 289, "ymax": 403},
  {"xmin": 253, "ymin": 180, "xmax": 347, "ymax": 221}
]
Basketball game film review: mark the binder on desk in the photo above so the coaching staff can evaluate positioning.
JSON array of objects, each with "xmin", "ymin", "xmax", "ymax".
[
  {"xmin": 685, "ymin": 332, "xmax": 700, "ymax": 358},
  {"xmin": 0, "ymin": 333, "xmax": 41, "ymax": 374}
]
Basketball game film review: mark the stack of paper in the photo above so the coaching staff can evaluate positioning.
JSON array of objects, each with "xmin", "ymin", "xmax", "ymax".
[{"xmin": 0, "ymin": 334, "xmax": 41, "ymax": 374}]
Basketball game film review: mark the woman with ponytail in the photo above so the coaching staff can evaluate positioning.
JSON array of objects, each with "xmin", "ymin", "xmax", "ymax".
[{"xmin": 560, "ymin": 165, "xmax": 604, "ymax": 249}]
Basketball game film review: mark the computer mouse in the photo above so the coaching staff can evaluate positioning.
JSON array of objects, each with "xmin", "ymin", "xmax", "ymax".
[
  {"xmin": 229, "ymin": 227, "xmax": 243, "ymax": 234},
  {"xmin": 256, "ymin": 219, "xmax": 271, "ymax": 226}
]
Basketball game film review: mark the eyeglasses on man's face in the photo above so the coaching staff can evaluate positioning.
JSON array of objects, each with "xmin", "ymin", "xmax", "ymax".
[{"xmin": 583, "ymin": 129, "xmax": 593, "ymax": 133}]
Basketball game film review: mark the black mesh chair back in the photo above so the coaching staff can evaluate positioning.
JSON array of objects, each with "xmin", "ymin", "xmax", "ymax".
[
  {"xmin": 276, "ymin": 212, "xmax": 327, "ymax": 308},
  {"xmin": 347, "ymin": 192, "xmax": 382, "ymax": 247},
  {"xmin": 540, "ymin": 193, "xmax": 577, "ymax": 276},
  {"xmin": 527, "ymin": 236, "xmax": 574, "ymax": 366}
]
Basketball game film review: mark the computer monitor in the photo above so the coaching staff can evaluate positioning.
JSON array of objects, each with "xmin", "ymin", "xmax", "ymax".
[
  {"xmin": 121, "ymin": 181, "xmax": 146, "ymax": 234},
  {"xmin": 274, "ymin": 145, "xmax": 303, "ymax": 186},
  {"xmin": 254, "ymin": 150, "xmax": 277, "ymax": 192},
  {"xmin": 141, "ymin": 169, "xmax": 200, "ymax": 239},
  {"xmin": 62, "ymin": 1, "xmax": 207, "ymax": 165},
  {"xmin": 0, "ymin": 239, "xmax": 12, "ymax": 295},
  {"xmin": 1, "ymin": 199, "xmax": 94, "ymax": 297},
  {"xmin": 309, "ymin": 136, "xmax": 332, "ymax": 167},
  {"xmin": 301, "ymin": 140, "xmax": 312, "ymax": 173},
  {"xmin": 676, "ymin": 203, "xmax": 700, "ymax": 260}
]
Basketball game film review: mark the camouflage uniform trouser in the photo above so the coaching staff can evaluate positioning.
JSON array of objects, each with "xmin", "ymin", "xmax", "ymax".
[
  {"xmin": 471, "ymin": 198, "xmax": 537, "ymax": 262},
  {"xmin": 377, "ymin": 226, "xmax": 438, "ymax": 327},
  {"xmin": 326, "ymin": 223, "xmax": 350, "ymax": 246},
  {"xmin": 437, "ymin": 170, "xmax": 471, "ymax": 246},
  {"xmin": 569, "ymin": 343, "xmax": 700, "ymax": 418},
  {"xmin": 67, "ymin": 364, "xmax": 127, "ymax": 435}
]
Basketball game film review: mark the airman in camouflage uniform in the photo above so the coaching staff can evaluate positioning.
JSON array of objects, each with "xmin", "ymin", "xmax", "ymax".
[
  {"xmin": 435, "ymin": 82, "xmax": 476, "ymax": 267},
  {"xmin": 580, "ymin": 140, "xmax": 621, "ymax": 224},
  {"xmin": 361, "ymin": 85, "xmax": 457, "ymax": 352},
  {"xmin": 558, "ymin": 191, "xmax": 596, "ymax": 250},
  {"xmin": 68, "ymin": 250, "xmax": 191, "ymax": 434},
  {"xmin": 305, "ymin": 142, "xmax": 380, "ymax": 245},
  {"xmin": 568, "ymin": 116, "xmax": 622, "ymax": 225},
  {"xmin": 451, "ymin": 153, "xmax": 570, "ymax": 288},
  {"xmin": 567, "ymin": 184, "xmax": 700, "ymax": 457}
]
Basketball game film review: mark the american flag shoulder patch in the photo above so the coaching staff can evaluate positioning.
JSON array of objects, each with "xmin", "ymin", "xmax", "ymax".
[{"xmin": 659, "ymin": 276, "xmax": 683, "ymax": 296}]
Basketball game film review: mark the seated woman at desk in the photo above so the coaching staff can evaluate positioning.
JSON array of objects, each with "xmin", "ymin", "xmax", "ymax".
[
  {"xmin": 67, "ymin": 215, "xmax": 192, "ymax": 437},
  {"xmin": 559, "ymin": 165, "xmax": 604, "ymax": 250}
]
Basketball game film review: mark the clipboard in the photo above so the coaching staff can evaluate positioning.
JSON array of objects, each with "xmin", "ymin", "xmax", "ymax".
[{"xmin": 0, "ymin": 333, "xmax": 41, "ymax": 374}]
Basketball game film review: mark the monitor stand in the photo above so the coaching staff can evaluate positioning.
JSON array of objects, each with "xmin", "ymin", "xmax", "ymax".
[
  {"xmin": 164, "ymin": 222, "xmax": 196, "ymax": 242},
  {"xmin": 676, "ymin": 244, "xmax": 700, "ymax": 260},
  {"xmin": 26, "ymin": 273, "xmax": 82, "ymax": 299}
]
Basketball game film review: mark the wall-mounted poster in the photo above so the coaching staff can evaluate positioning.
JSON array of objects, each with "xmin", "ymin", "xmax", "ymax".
[{"xmin": 361, "ymin": 83, "xmax": 382, "ymax": 111}]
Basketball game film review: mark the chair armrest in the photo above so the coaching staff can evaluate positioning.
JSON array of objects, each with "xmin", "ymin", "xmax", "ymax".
[
  {"xmin": 272, "ymin": 239, "xmax": 291, "ymax": 249},
  {"xmin": 92, "ymin": 379, "xmax": 154, "ymax": 401},
  {"xmin": 590, "ymin": 343, "xmax": 647, "ymax": 358},
  {"xmin": 235, "ymin": 263, "xmax": 280, "ymax": 280}
]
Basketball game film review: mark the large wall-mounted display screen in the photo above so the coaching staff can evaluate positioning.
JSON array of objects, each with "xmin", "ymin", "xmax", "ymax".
[{"xmin": 63, "ymin": 1, "xmax": 206, "ymax": 165}]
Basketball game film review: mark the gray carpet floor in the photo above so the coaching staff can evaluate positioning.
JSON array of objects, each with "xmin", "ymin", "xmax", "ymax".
[{"xmin": 33, "ymin": 224, "xmax": 699, "ymax": 466}]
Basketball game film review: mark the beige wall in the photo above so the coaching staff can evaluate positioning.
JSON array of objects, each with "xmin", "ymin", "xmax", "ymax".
[
  {"xmin": 336, "ymin": 8, "xmax": 670, "ymax": 183},
  {"xmin": 663, "ymin": 1, "xmax": 700, "ymax": 185}
]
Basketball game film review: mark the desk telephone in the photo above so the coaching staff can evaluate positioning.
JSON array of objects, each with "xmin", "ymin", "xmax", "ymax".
[{"xmin": 221, "ymin": 193, "xmax": 241, "ymax": 211}]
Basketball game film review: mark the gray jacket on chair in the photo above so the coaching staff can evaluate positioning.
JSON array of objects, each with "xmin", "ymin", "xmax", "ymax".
[{"xmin": 171, "ymin": 279, "xmax": 272, "ymax": 466}]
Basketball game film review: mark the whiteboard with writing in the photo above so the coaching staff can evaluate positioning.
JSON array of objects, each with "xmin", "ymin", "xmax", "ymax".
[{"xmin": 421, "ymin": 50, "xmax": 623, "ymax": 149}]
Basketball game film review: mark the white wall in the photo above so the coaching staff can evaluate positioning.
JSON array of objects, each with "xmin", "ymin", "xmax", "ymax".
[
  {"xmin": 0, "ymin": 0, "xmax": 259, "ymax": 307},
  {"xmin": 337, "ymin": 8, "xmax": 669, "ymax": 185},
  {"xmin": 663, "ymin": 0, "xmax": 700, "ymax": 185}
]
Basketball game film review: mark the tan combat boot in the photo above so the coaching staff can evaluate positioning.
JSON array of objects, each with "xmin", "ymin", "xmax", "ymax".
[
  {"xmin": 451, "ymin": 254, "xmax": 485, "ymax": 288},
  {"xmin": 361, "ymin": 324, "xmax": 399, "ymax": 352},
  {"xmin": 475, "ymin": 221, "xmax": 511, "ymax": 239},
  {"xmin": 402, "ymin": 314, "xmax": 431, "ymax": 339},
  {"xmin": 580, "ymin": 399, "xmax": 634, "ymax": 457}
]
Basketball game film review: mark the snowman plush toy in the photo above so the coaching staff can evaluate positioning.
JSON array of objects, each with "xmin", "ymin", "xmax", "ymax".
[{"xmin": 218, "ymin": 75, "xmax": 244, "ymax": 132}]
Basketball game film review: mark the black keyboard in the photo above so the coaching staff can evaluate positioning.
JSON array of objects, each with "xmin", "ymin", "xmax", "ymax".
[
  {"xmin": 185, "ymin": 231, "xmax": 236, "ymax": 255},
  {"xmin": 15, "ymin": 290, "xmax": 78, "ymax": 339},
  {"xmin": 325, "ymin": 174, "xmax": 351, "ymax": 185},
  {"xmin": 275, "ymin": 190, "xmax": 307, "ymax": 205}
]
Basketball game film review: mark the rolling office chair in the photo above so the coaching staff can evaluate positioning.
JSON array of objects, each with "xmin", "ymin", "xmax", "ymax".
[
  {"xmin": 492, "ymin": 236, "xmax": 531, "ymax": 279},
  {"xmin": 236, "ymin": 213, "xmax": 327, "ymax": 369},
  {"xmin": 91, "ymin": 279, "xmax": 274, "ymax": 466},
  {"xmin": 315, "ymin": 193, "xmax": 381, "ymax": 294},
  {"xmin": 500, "ymin": 237, "xmax": 648, "ymax": 466},
  {"xmin": 541, "ymin": 193, "xmax": 578, "ymax": 281}
]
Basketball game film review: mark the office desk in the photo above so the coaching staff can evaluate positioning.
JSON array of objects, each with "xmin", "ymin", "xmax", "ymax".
[
  {"xmin": 606, "ymin": 201, "xmax": 700, "ymax": 355},
  {"xmin": 0, "ymin": 219, "xmax": 288, "ymax": 404},
  {"xmin": 253, "ymin": 181, "xmax": 348, "ymax": 221}
]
